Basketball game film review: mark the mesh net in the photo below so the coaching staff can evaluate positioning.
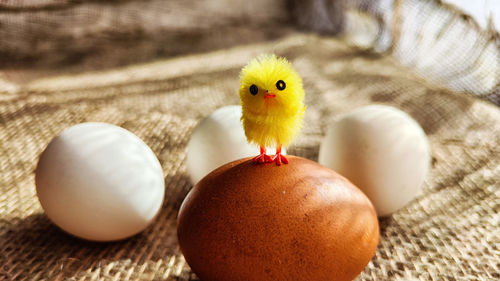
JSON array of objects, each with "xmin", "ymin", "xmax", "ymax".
[
  {"xmin": 0, "ymin": 1, "xmax": 499, "ymax": 280},
  {"xmin": 343, "ymin": 0, "xmax": 500, "ymax": 104}
]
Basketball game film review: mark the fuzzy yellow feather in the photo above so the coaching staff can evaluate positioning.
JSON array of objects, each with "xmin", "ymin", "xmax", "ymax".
[{"xmin": 239, "ymin": 54, "xmax": 306, "ymax": 164}]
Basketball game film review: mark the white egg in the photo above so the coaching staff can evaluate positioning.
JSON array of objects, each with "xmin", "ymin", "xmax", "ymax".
[
  {"xmin": 319, "ymin": 105, "xmax": 430, "ymax": 217},
  {"xmin": 35, "ymin": 122, "xmax": 164, "ymax": 241},
  {"xmin": 187, "ymin": 105, "xmax": 285, "ymax": 184}
]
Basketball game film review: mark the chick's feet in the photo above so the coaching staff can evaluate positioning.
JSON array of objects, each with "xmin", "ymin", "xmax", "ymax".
[
  {"xmin": 271, "ymin": 152, "xmax": 288, "ymax": 166},
  {"xmin": 253, "ymin": 147, "xmax": 273, "ymax": 164}
]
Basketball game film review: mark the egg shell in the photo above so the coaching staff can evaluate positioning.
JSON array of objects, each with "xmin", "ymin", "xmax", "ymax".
[
  {"xmin": 36, "ymin": 122, "xmax": 165, "ymax": 241},
  {"xmin": 319, "ymin": 105, "xmax": 430, "ymax": 216},
  {"xmin": 177, "ymin": 156, "xmax": 379, "ymax": 281},
  {"xmin": 187, "ymin": 105, "xmax": 284, "ymax": 184}
]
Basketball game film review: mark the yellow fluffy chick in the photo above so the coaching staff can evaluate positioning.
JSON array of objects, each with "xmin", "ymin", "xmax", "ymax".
[{"xmin": 239, "ymin": 54, "xmax": 306, "ymax": 165}]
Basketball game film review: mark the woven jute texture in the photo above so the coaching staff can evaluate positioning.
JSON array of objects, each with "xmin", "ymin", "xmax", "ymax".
[{"xmin": 0, "ymin": 34, "xmax": 499, "ymax": 280}]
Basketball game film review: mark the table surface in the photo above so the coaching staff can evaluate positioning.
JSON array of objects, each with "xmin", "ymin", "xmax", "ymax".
[{"xmin": 0, "ymin": 34, "xmax": 499, "ymax": 280}]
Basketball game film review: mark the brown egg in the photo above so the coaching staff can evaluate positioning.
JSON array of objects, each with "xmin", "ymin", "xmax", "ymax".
[{"xmin": 177, "ymin": 156, "xmax": 379, "ymax": 281}]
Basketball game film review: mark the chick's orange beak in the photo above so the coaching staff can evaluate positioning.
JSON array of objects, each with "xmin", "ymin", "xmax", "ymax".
[{"xmin": 264, "ymin": 92, "xmax": 276, "ymax": 99}]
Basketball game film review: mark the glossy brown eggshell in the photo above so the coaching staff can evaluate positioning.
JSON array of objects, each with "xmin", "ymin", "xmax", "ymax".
[{"xmin": 177, "ymin": 156, "xmax": 379, "ymax": 281}]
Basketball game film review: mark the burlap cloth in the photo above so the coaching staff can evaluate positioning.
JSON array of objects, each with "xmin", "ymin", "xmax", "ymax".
[{"xmin": 0, "ymin": 32, "xmax": 499, "ymax": 280}]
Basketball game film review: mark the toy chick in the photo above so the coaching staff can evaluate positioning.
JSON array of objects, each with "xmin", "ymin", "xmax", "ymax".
[{"xmin": 239, "ymin": 54, "xmax": 306, "ymax": 165}]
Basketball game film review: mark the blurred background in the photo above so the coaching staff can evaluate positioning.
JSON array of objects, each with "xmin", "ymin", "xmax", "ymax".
[{"xmin": 1, "ymin": 0, "xmax": 499, "ymax": 104}]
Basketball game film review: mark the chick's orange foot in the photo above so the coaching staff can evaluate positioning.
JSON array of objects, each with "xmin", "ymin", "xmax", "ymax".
[
  {"xmin": 252, "ymin": 147, "xmax": 273, "ymax": 164},
  {"xmin": 252, "ymin": 154, "xmax": 273, "ymax": 164},
  {"xmin": 271, "ymin": 153, "xmax": 288, "ymax": 166}
]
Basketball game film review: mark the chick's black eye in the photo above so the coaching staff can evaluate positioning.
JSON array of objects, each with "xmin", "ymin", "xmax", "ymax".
[
  {"xmin": 276, "ymin": 80, "xmax": 286, "ymax": 91},
  {"xmin": 249, "ymin": 84, "xmax": 258, "ymax": 95}
]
